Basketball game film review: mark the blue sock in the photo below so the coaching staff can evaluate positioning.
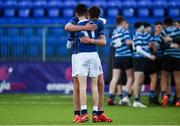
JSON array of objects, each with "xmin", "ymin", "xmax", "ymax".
[
  {"xmin": 161, "ymin": 91, "xmax": 166, "ymax": 97},
  {"xmin": 149, "ymin": 90, "xmax": 155, "ymax": 98},
  {"xmin": 135, "ymin": 96, "xmax": 140, "ymax": 102},
  {"xmin": 98, "ymin": 110, "xmax": 104, "ymax": 115},
  {"xmin": 109, "ymin": 94, "xmax": 115, "ymax": 101},
  {"xmin": 92, "ymin": 111, "xmax": 98, "ymax": 115},
  {"xmin": 74, "ymin": 111, "xmax": 80, "ymax": 116},
  {"xmin": 81, "ymin": 109, "xmax": 87, "ymax": 115}
]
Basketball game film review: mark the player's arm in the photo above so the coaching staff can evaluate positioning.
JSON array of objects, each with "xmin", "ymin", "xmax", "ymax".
[
  {"xmin": 123, "ymin": 31, "xmax": 133, "ymax": 45},
  {"xmin": 80, "ymin": 35, "xmax": 106, "ymax": 46},
  {"xmin": 136, "ymin": 46, "xmax": 156, "ymax": 60},
  {"xmin": 91, "ymin": 35, "xmax": 106, "ymax": 46},
  {"xmin": 135, "ymin": 36, "xmax": 156, "ymax": 60},
  {"xmin": 64, "ymin": 22, "xmax": 97, "ymax": 32}
]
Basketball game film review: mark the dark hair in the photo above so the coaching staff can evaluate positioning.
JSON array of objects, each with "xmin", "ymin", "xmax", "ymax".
[
  {"xmin": 175, "ymin": 20, "xmax": 180, "ymax": 24},
  {"xmin": 143, "ymin": 22, "xmax": 151, "ymax": 28},
  {"xmin": 116, "ymin": 16, "xmax": 125, "ymax": 25},
  {"xmin": 163, "ymin": 17, "xmax": 173, "ymax": 26},
  {"xmin": 75, "ymin": 3, "xmax": 87, "ymax": 16},
  {"xmin": 88, "ymin": 6, "xmax": 101, "ymax": 19},
  {"xmin": 134, "ymin": 22, "xmax": 143, "ymax": 29},
  {"xmin": 155, "ymin": 21, "xmax": 163, "ymax": 26}
]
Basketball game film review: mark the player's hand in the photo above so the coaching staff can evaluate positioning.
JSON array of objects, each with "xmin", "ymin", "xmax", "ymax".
[
  {"xmin": 85, "ymin": 23, "xmax": 97, "ymax": 31},
  {"xmin": 125, "ymin": 40, "xmax": 133, "ymax": 45},
  {"xmin": 149, "ymin": 42, "xmax": 157, "ymax": 53},
  {"xmin": 148, "ymin": 42, "xmax": 154, "ymax": 48},
  {"xmin": 149, "ymin": 55, "xmax": 156, "ymax": 60},
  {"xmin": 170, "ymin": 43, "xmax": 180, "ymax": 49},
  {"xmin": 163, "ymin": 36, "xmax": 172, "ymax": 43},
  {"xmin": 80, "ymin": 36, "xmax": 92, "ymax": 44}
]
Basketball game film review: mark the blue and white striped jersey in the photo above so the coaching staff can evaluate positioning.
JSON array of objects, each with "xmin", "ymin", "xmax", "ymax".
[
  {"xmin": 161, "ymin": 26, "xmax": 180, "ymax": 58},
  {"xmin": 133, "ymin": 32, "xmax": 152, "ymax": 58},
  {"xmin": 111, "ymin": 27, "xmax": 132, "ymax": 57},
  {"xmin": 153, "ymin": 34, "xmax": 163, "ymax": 57}
]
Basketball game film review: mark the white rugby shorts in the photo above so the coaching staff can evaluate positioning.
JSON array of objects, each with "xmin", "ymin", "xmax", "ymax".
[{"xmin": 76, "ymin": 52, "xmax": 103, "ymax": 77}]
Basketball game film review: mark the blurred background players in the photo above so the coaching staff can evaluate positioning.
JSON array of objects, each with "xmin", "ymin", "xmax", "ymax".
[
  {"xmin": 108, "ymin": 16, "xmax": 133, "ymax": 106},
  {"xmin": 160, "ymin": 17, "xmax": 180, "ymax": 107},
  {"xmin": 132, "ymin": 22, "xmax": 156, "ymax": 108}
]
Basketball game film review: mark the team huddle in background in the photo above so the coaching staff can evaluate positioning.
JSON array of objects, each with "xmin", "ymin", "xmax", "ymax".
[
  {"xmin": 107, "ymin": 16, "xmax": 180, "ymax": 108},
  {"xmin": 64, "ymin": 3, "xmax": 180, "ymax": 123}
]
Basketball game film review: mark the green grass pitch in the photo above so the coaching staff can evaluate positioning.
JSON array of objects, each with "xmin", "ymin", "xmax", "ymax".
[{"xmin": 0, "ymin": 94, "xmax": 179, "ymax": 125}]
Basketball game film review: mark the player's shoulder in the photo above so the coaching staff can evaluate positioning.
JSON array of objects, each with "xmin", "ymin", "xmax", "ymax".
[
  {"xmin": 78, "ymin": 19, "xmax": 90, "ymax": 25},
  {"xmin": 69, "ymin": 16, "xmax": 79, "ymax": 25},
  {"xmin": 91, "ymin": 19, "xmax": 104, "ymax": 26}
]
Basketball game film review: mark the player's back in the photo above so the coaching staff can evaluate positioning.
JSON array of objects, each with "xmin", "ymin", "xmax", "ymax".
[{"xmin": 77, "ymin": 19, "xmax": 104, "ymax": 53}]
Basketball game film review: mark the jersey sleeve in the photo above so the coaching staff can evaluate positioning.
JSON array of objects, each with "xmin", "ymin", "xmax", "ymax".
[
  {"xmin": 149, "ymin": 34, "xmax": 155, "ymax": 42},
  {"xmin": 122, "ymin": 30, "xmax": 131, "ymax": 41},
  {"xmin": 160, "ymin": 29, "xmax": 167, "ymax": 37},
  {"xmin": 68, "ymin": 32, "xmax": 75, "ymax": 41},
  {"xmin": 97, "ymin": 22, "xmax": 105, "ymax": 36},
  {"xmin": 135, "ymin": 35, "xmax": 143, "ymax": 46},
  {"xmin": 68, "ymin": 17, "xmax": 79, "ymax": 25}
]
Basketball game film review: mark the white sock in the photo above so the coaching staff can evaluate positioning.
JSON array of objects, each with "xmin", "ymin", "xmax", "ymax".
[
  {"xmin": 81, "ymin": 105, "xmax": 87, "ymax": 110},
  {"xmin": 93, "ymin": 106, "xmax": 98, "ymax": 112}
]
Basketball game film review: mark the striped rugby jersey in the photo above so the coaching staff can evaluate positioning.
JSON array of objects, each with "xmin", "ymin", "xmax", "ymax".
[
  {"xmin": 153, "ymin": 34, "xmax": 164, "ymax": 57},
  {"xmin": 161, "ymin": 26, "xmax": 180, "ymax": 58},
  {"xmin": 133, "ymin": 32, "xmax": 152, "ymax": 58},
  {"xmin": 111, "ymin": 27, "xmax": 132, "ymax": 57}
]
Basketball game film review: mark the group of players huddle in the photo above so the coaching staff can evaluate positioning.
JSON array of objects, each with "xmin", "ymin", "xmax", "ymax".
[
  {"xmin": 107, "ymin": 16, "xmax": 180, "ymax": 108},
  {"xmin": 64, "ymin": 3, "xmax": 180, "ymax": 123}
]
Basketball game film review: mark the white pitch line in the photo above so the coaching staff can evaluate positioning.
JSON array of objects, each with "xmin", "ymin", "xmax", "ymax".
[
  {"xmin": 22, "ymin": 95, "xmax": 73, "ymax": 100},
  {"xmin": 0, "ymin": 101, "xmax": 72, "ymax": 105}
]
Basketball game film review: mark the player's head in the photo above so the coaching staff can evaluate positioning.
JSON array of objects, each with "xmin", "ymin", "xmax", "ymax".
[
  {"xmin": 88, "ymin": 6, "xmax": 101, "ymax": 19},
  {"xmin": 75, "ymin": 3, "xmax": 88, "ymax": 17},
  {"xmin": 116, "ymin": 16, "xmax": 126, "ymax": 27},
  {"xmin": 163, "ymin": 17, "xmax": 173, "ymax": 27},
  {"xmin": 154, "ymin": 21, "xmax": 163, "ymax": 33},
  {"xmin": 124, "ymin": 20, "xmax": 129, "ymax": 29},
  {"xmin": 175, "ymin": 20, "xmax": 180, "ymax": 28},
  {"xmin": 134, "ymin": 22, "xmax": 144, "ymax": 32},
  {"xmin": 143, "ymin": 22, "xmax": 151, "ymax": 33}
]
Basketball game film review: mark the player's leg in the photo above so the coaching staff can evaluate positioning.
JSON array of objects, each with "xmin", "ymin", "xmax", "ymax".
[
  {"xmin": 160, "ymin": 56, "xmax": 171, "ymax": 106},
  {"xmin": 90, "ymin": 76, "xmax": 101, "ymax": 122},
  {"xmin": 148, "ymin": 73, "xmax": 158, "ymax": 104},
  {"xmin": 71, "ymin": 54, "xmax": 81, "ymax": 122},
  {"xmin": 160, "ymin": 70, "xmax": 169, "ymax": 106},
  {"xmin": 166, "ymin": 75, "xmax": 173, "ymax": 105},
  {"xmin": 173, "ymin": 71, "xmax": 180, "ymax": 107},
  {"xmin": 133, "ymin": 71, "xmax": 147, "ymax": 108},
  {"xmin": 122, "ymin": 68, "xmax": 133, "ymax": 106},
  {"xmin": 97, "ymin": 74, "xmax": 112, "ymax": 122},
  {"xmin": 97, "ymin": 74, "xmax": 104, "ymax": 111},
  {"xmin": 117, "ymin": 82, "xmax": 123, "ymax": 105},
  {"xmin": 72, "ymin": 77, "xmax": 81, "ymax": 122},
  {"xmin": 107, "ymin": 69, "xmax": 121, "ymax": 105},
  {"xmin": 78, "ymin": 76, "xmax": 89, "ymax": 122}
]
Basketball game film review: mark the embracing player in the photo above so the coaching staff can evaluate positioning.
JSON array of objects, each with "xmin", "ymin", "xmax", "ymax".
[{"xmin": 64, "ymin": 4, "xmax": 112, "ymax": 123}]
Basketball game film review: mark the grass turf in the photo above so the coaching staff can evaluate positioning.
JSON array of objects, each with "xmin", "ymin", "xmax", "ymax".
[{"xmin": 0, "ymin": 94, "xmax": 179, "ymax": 125}]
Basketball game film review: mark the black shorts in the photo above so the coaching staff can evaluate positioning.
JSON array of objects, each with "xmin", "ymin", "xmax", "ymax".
[
  {"xmin": 133, "ymin": 57, "xmax": 157, "ymax": 74},
  {"xmin": 162, "ymin": 56, "xmax": 180, "ymax": 72},
  {"xmin": 113, "ymin": 57, "xmax": 133, "ymax": 70},
  {"xmin": 156, "ymin": 57, "xmax": 163, "ymax": 72}
]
